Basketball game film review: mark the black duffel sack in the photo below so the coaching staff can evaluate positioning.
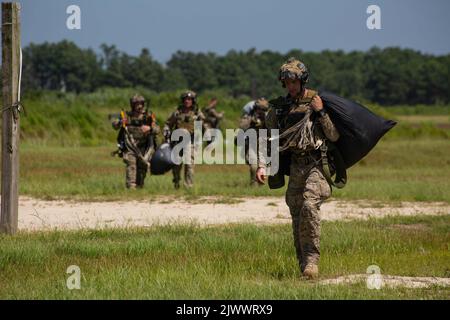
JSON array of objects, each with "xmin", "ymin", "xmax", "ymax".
[
  {"xmin": 320, "ymin": 91, "xmax": 397, "ymax": 169},
  {"xmin": 268, "ymin": 91, "xmax": 396, "ymax": 189},
  {"xmin": 150, "ymin": 142, "xmax": 175, "ymax": 175}
]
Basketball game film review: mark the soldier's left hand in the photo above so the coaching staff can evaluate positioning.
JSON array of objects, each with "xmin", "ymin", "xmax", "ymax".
[
  {"xmin": 311, "ymin": 95, "xmax": 323, "ymax": 112},
  {"xmin": 141, "ymin": 125, "xmax": 151, "ymax": 134}
]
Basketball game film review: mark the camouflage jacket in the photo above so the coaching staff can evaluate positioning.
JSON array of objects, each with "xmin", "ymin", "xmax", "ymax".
[
  {"xmin": 164, "ymin": 106, "xmax": 206, "ymax": 134},
  {"xmin": 113, "ymin": 110, "xmax": 160, "ymax": 148},
  {"xmin": 239, "ymin": 111, "xmax": 266, "ymax": 131},
  {"xmin": 258, "ymin": 89, "xmax": 339, "ymax": 168},
  {"xmin": 202, "ymin": 106, "xmax": 223, "ymax": 128}
]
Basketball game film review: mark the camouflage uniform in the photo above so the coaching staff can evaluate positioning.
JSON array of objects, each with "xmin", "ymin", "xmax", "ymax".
[
  {"xmin": 259, "ymin": 59, "xmax": 340, "ymax": 277},
  {"xmin": 240, "ymin": 98, "xmax": 269, "ymax": 186},
  {"xmin": 113, "ymin": 95, "xmax": 160, "ymax": 189},
  {"xmin": 203, "ymin": 100, "xmax": 224, "ymax": 144},
  {"xmin": 164, "ymin": 91, "xmax": 206, "ymax": 189},
  {"xmin": 203, "ymin": 102, "xmax": 223, "ymax": 130}
]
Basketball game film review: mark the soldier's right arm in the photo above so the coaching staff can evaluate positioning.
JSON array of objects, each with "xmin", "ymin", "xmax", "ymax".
[
  {"xmin": 163, "ymin": 111, "xmax": 177, "ymax": 139},
  {"xmin": 318, "ymin": 113, "xmax": 340, "ymax": 142},
  {"xmin": 210, "ymin": 108, "xmax": 223, "ymax": 119}
]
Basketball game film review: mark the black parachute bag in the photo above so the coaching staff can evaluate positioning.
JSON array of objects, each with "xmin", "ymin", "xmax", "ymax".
[
  {"xmin": 319, "ymin": 91, "xmax": 397, "ymax": 168},
  {"xmin": 150, "ymin": 142, "xmax": 175, "ymax": 175}
]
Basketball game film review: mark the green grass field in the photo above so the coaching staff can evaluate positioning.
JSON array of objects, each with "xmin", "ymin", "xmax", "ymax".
[
  {"xmin": 0, "ymin": 215, "xmax": 448, "ymax": 299},
  {"xmin": 1, "ymin": 90, "xmax": 448, "ymax": 300},
  {"xmin": 18, "ymin": 138, "xmax": 450, "ymax": 202},
  {"xmin": 19, "ymin": 88, "xmax": 450, "ymax": 146},
  {"xmin": 12, "ymin": 89, "xmax": 450, "ymax": 202}
]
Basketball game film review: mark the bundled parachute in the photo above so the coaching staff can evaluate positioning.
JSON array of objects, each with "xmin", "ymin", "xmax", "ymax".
[
  {"xmin": 150, "ymin": 143, "xmax": 175, "ymax": 175},
  {"xmin": 268, "ymin": 91, "xmax": 396, "ymax": 189},
  {"xmin": 319, "ymin": 91, "xmax": 397, "ymax": 168}
]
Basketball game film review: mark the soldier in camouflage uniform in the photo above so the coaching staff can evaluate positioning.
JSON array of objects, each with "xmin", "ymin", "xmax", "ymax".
[
  {"xmin": 239, "ymin": 98, "xmax": 269, "ymax": 186},
  {"xmin": 163, "ymin": 90, "xmax": 206, "ymax": 189},
  {"xmin": 256, "ymin": 58, "xmax": 340, "ymax": 279},
  {"xmin": 112, "ymin": 95, "xmax": 160, "ymax": 189},
  {"xmin": 203, "ymin": 97, "xmax": 224, "ymax": 130},
  {"xmin": 202, "ymin": 97, "xmax": 224, "ymax": 145}
]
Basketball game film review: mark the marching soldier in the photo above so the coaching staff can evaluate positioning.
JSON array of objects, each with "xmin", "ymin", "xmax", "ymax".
[
  {"xmin": 202, "ymin": 97, "xmax": 224, "ymax": 145},
  {"xmin": 112, "ymin": 95, "xmax": 160, "ymax": 189},
  {"xmin": 163, "ymin": 90, "xmax": 206, "ymax": 189},
  {"xmin": 256, "ymin": 58, "xmax": 340, "ymax": 279},
  {"xmin": 239, "ymin": 98, "xmax": 269, "ymax": 186}
]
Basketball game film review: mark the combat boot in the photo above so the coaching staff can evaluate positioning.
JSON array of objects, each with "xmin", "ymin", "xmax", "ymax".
[
  {"xmin": 302, "ymin": 264, "xmax": 319, "ymax": 279},
  {"xmin": 174, "ymin": 181, "xmax": 180, "ymax": 189}
]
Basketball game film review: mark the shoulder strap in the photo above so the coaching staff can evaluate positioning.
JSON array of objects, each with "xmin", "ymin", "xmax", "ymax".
[
  {"xmin": 269, "ymin": 96, "xmax": 290, "ymax": 108},
  {"xmin": 320, "ymin": 141, "xmax": 347, "ymax": 189},
  {"xmin": 269, "ymin": 96, "xmax": 291, "ymax": 128}
]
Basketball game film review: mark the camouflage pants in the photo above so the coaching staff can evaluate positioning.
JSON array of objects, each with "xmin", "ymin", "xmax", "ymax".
[
  {"xmin": 172, "ymin": 144, "xmax": 195, "ymax": 188},
  {"xmin": 285, "ymin": 155, "xmax": 331, "ymax": 272},
  {"xmin": 123, "ymin": 148, "xmax": 153, "ymax": 189}
]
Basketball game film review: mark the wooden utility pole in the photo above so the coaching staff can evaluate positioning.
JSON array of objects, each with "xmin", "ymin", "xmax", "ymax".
[{"xmin": 1, "ymin": 2, "xmax": 21, "ymax": 234}]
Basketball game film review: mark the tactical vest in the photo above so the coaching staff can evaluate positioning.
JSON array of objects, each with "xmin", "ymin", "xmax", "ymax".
[
  {"xmin": 174, "ymin": 108, "xmax": 199, "ymax": 134},
  {"xmin": 270, "ymin": 90, "xmax": 318, "ymax": 150},
  {"xmin": 267, "ymin": 90, "xmax": 347, "ymax": 189},
  {"xmin": 125, "ymin": 111, "xmax": 154, "ymax": 145}
]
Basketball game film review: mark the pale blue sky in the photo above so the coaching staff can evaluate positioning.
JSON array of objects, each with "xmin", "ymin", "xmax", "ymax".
[{"xmin": 20, "ymin": 0, "xmax": 450, "ymax": 62}]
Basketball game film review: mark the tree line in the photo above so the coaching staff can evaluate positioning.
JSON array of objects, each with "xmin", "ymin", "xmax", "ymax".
[{"xmin": 22, "ymin": 40, "xmax": 449, "ymax": 105}]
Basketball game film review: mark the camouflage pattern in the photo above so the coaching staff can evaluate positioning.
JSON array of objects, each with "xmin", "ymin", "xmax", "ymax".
[
  {"xmin": 172, "ymin": 144, "xmax": 195, "ymax": 188},
  {"xmin": 113, "ymin": 99, "xmax": 160, "ymax": 189},
  {"xmin": 203, "ymin": 106, "xmax": 223, "ymax": 130},
  {"xmin": 203, "ymin": 100, "xmax": 224, "ymax": 144},
  {"xmin": 286, "ymin": 161, "xmax": 331, "ymax": 270},
  {"xmin": 164, "ymin": 98, "xmax": 205, "ymax": 188},
  {"xmin": 278, "ymin": 57, "xmax": 309, "ymax": 86},
  {"xmin": 123, "ymin": 148, "xmax": 154, "ymax": 189},
  {"xmin": 164, "ymin": 108, "xmax": 206, "ymax": 135},
  {"xmin": 239, "ymin": 99, "xmax": 268, "ymax": 131},
  {"xmin": 125, "ymin": 110, "xmax": 160, "ymax": 188},
  {"xmin": 130, "ymin": 94, "xmax": 146, "ymax": 107},
  {"xmin": 240, "ymin": 98, "xmax": 268, "ymax": 186},
  {"xmin": 259, "ymin": 88, "xmax": 340, "ymax": 273},
  {"xmin": 180, "ymin": 90, "xmax": 197, "ymax": 102}
]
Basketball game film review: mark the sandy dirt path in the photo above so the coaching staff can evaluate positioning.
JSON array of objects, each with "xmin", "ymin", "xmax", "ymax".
[
  {"xmin": 14, "ymin": 196, "xmax": 450, "ymax": 231},
  {"xmin": 319, "ymin": 274, "xmax": 450, "ymax": 289}
]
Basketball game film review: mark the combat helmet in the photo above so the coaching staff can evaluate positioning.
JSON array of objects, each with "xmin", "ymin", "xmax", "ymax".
[
  {"xmin": 180, "ymin": 90, "xmax": 197, "ymax": 102},
  {"xmin": 179, "ymin": 90, "xmax": 198, "ymax": 109},
  {"xmin": 130, "ymin": 94, "xmax": 146, "ymax": 109},
  {"xmin": 278, "ymin": 57, "xmax": 309, "ymax": 87}
]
